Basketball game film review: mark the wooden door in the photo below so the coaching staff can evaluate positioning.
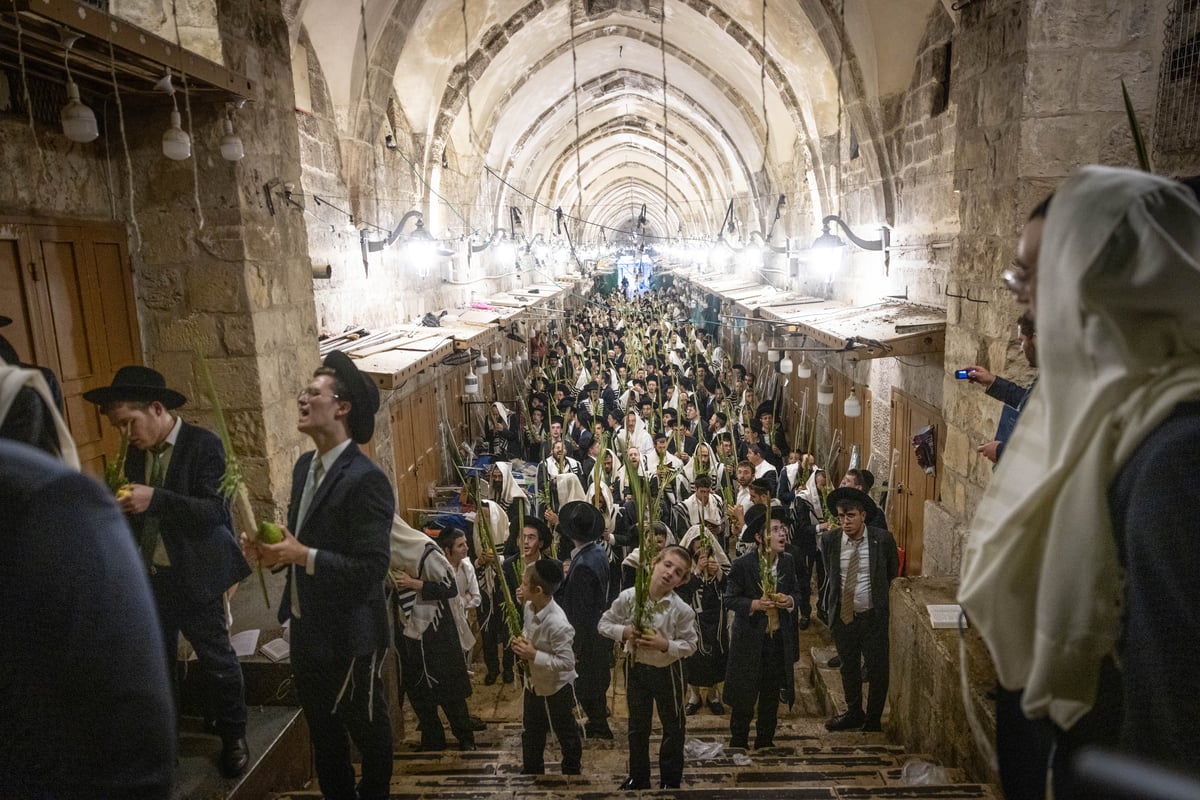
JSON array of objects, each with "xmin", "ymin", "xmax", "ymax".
[
  {"xmin": 0, "ymin": 218, "xmax": 139, "ymax": 477},
  {"xmin": 888, "ymin": 388, "xmax": 944, "ymax": 576}
]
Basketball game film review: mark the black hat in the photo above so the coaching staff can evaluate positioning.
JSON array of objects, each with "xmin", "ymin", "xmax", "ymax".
[
  {"xmin": 826, "ymin": 487, "xmax": 878, "ymax": 519},
  {"xmin": 83, "ymin": 365, "xmax": 187, "ymax": 409},
  {"xmin": 323, "ymin": 350, "xmax": 380, "ymax": 444},
  {"xmin": 740, "ymin": 502, "xmax": 792, "ymax": 543},
  {"xmin": 559, "ymin": 500, "xmax": 604, "ymax": 542},
  {"xmin": 756, "ymin": 401, "xmax": 777, "ymax": 419},
  {"xmin": 740, "ymin": 504, "xmax": 767, "ymax": 543}
]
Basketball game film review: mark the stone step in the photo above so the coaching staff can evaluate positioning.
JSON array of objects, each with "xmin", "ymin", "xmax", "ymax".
[{"xmin": 277, "ymin": 784, "xmax": 996, "ymax": 800}]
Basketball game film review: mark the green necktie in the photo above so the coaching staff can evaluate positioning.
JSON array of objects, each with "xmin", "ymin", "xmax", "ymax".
[{"xmin": 140, "ymin": 446, "xmax": 168, "ymax": 568}]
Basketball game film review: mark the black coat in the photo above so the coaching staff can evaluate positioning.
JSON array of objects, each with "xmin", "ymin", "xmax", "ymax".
[
  {"xmin": 723, "ymin": 550, "xmax": 801, "ymax": 708},
  {"xmin": 124, "ymin": 420, "xmax": 249, "ymax": 606},
  {"xmin": 280, "ymin": 443, "xmax": 395, "ymax": 658},
  {"xmin": 818, "ymin": 526, "xmax": 899, "ymax": 621}
]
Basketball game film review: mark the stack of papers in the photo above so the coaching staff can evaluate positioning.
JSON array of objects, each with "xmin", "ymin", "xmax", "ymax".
[{"xmin": 927, "ymin": 604, "xmax": 965, "ymax": 630}]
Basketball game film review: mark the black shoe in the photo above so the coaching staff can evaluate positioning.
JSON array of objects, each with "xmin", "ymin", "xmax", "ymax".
[
  {"xmin": 826, "ymin": 655, "xmax": 842, "ymax": 668},
  {"xmin": 754, "ymin": 740, "xmax": 775, "ymax": 750},
  {"xmin": 219, "ymin": 736, "xmax": 249, "ymax": 778},
  {"xmin": 502, "ymin": 670, "xmax": 515, "ymax": 684},
  {"xmin": 798, "ymin": 615, "xmax": 811, "ymax": 630},
  {"xmin": 483, "ymin": 672, "xmax": 499, "ymax": 686},
  {"xmin": 416, "ymin": 740, "xmax": 446, "ymax": 752},
  {"xmin": 862, "ymin": 719, "xmax": 883, "ymax": 732},
  {"xmin": 660, "ymin": 781, "xmax": 680, "ymax": 789},
  {"xmin": 824, "ymin": 711, "xmax": 865, "ymax": 731},
  {"xmin": 587, "ymin": 726, "xmax": 614, "ymax": 740},
  {"xmin": 620, "ymin": 777, "xmax": 650, "ymax": 790},
  {"xmin": 728, "ymin": 739, "xmax": 748, "ymax": 750},
  {"xmin": 708, "ymin": 698, "xmax": 725, "ymax": 715},
  {"xmin": 459, "ymin": 740, "xmax": 477, "ymax": 751},
  {"xmin": 203, "ymin": 718, "xmax": 220, "ymax": 736},
  {"xmin": 468, "ymin": 715, "xmax": 488, "ymax": 731},
  {"xmin": 684, "ymin": 701, "xmax": 701, "ymax": 716}
]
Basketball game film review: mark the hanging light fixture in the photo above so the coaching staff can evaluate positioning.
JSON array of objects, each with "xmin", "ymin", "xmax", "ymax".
[
  {"xmin": 817, "ymin": 369, "xmax": 835, "ymax": 406},
  {"xmin": 156, "ymin": 71, "xmax": 191, "ymax": 161},
  {"xmin": 844, "ymin": 386, "xmax": 862, "ymax": 418},
  {"xmin": 60, "ymin": 33, "xmax": 98, "ymax": 143},
  {"xmin": 767, "ymin": 347, "xmax": 780, "ymax": 363},
  {"xmin": 464, "ymin": 365, "xmax": 480, "ymax": 397},
  {"xmin": 490, "ymin": 351, "xmax": 503, "ymax": 373},
  {"xmin": 796, "ymin": 355, "xmax": 813, "ymax": 379},
  {"xmin": 779, "ymin": 352, "xmax": 794, "ymax": 374},
  {"xmin": 475, "ymin": 351, "xmax": 489, "ymax": 376},
  {"xmin": 756, "ymin": 334, "xmax": 768, "ymax": 354},
  {"xmin": 219, "ymin": 102, "xmax": 245, "ymax": 161}
]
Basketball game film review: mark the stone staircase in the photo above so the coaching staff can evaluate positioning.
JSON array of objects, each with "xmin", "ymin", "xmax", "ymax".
[{"xmin": 268, "ymin": 618, "xmax": 999, "ymax": 800}]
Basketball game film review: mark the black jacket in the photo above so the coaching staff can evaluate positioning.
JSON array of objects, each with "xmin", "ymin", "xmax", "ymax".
[{"xmin": 818, "ymin": 526, "xmax": 899, "ymax": 621}]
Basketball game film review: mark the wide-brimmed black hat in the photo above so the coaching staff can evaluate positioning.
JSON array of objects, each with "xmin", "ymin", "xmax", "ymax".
[
  {"xmin": 83, "ymin": 365, "xmax": 187, "ymax": 409},
  {"xmin": 756, "ymin": 401, "xmax": 778, "ymax": 419},
  {"xmin": 740, "ymin": 502, "xmax": 793, "ymax": 543},
  {"xmin": 826, "ymin": 487, "xmax": 878, "ymax": 519},
  {"xmin": 323, "ymin": 350, "xmax": 379, "ymax": 444},
  {"xmin": 559, "ymin": 500, "xmax": 604, "ymax": 542}
]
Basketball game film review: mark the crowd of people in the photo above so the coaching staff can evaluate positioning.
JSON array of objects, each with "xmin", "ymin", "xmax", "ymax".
[{"xmin": 2, "ymin": 164, "xmax": 1196, "ymax": 800}]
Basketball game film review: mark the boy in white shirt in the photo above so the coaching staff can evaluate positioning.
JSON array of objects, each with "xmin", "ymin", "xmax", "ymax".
[
  {"xmin": 599, "ymin": 545, "xmax": 698, "ymax": 790},
  {"xmin": 511, "ymin": 559, "xmax": 582, "ymax": 776}
]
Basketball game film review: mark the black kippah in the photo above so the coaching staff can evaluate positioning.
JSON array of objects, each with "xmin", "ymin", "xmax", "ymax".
[{"xmin": 533, "ymin": 558, "xmax": 563, "ymax": 587}]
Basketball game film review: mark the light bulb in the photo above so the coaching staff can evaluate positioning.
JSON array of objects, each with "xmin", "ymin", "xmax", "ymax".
[
  {"xmin": 491, "ymin": 352, "xmax": 503, "ymax": 372},
  {"xmin": 60, "ymin": 80, "xmax": 98, "ymax": 143},
  {"xmin": 767, "ymin": 348, "xmax": 780, "ymax": 363},
  {"xmin": 796, "ymin": 357, "xmax": 812, "ymax": 379},
  {"xmin": 844, "ymin": 387, "xmax": 862, "ymax": 418},
  {"xmin": 780, "ymin": 353, "xmax": 794, "ymax": 374},
  {"xmin": 757, "ymin": 337, "xmax": 767, "ymax": 353},
  {"xmin": 464, "ymin": 371, "xmax": 480, "ymax": 396},
  {"xmin": 817, "ymin": 370, "xmax": 834, "ymax": 406},
  {"xmin": 219, "ymin": 117, "xmax": 244, "ymax": 161},
  {"xmin": 162, "ymin": 109, "xmax": 191, "ymax": 160},
  {"xmin": 475, "ymin": 352, "xmax": 489, "ymax": 376},
  {"xmin": 505, "ymin": 358, "xmax": 514, "ymax": 371}
]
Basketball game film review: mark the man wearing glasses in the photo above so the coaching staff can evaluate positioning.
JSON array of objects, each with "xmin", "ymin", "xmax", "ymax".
[
  {"xmin": 245, "ymin": 352, "xmax": 394, "ymax": 800},
  {"xmin": 820, "ymin": 487, "xmax": 898, "ymax": 733}
]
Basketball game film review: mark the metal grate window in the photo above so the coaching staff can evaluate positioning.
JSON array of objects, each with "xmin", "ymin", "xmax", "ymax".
[{"xmin": 1155, "ymin": 0, "xmax": 1200, "ymax": 156}]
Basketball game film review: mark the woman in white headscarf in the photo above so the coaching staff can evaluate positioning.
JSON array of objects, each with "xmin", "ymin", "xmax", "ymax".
[{"xmin": 959, "ymin": 167, "xmax": 1200, "ymax": 786}]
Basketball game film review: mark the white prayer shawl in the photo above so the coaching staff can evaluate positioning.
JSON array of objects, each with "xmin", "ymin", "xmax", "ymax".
[
  {"xmin": 679, "ymin": 494, "xmax": 725, "ymax": 533},
  {"xmin": 559, "ymin": 471, "xmax": 617, "ymax": 535},
  {"xmin": 450, "ymin": 559, "xmax": 480, "ymax": 651},
  {"xmin": 679, "ymin": 443, "xmax": 724, "ymax": 493},
  {"xmin": 753, "ymin": 460, "xmax": 776, "ymax": 481},
  {"xmin": 574, "ymin": 365, "xmax": 591, "ymax": 392},
  {"xmin": 543, "ymin": 455, "xmax": 581, "ymax": 481},
  {"xmin": 641, "ymin": 449, "xmax": 682, "ymax": 479},
  {"xmin": 485, "ymin": 460, "xmax": 528, "ymax": 504},
  {"xmin": 389, "ymin": 515, "xmax": 454, "ymax": 639},
  {"xmin": 678, "ymin": 524, "xmax": 731, "ymax": 568},
  {"xmin": 800, "ymin": 467, "xmax": 826, "ymax": 516},
  {"xmin": 0, "ymin": 363, "xmax": 80, "ymax": 469},
  {"xmin": 959, "ymin": 167, "xmax": 1200, "ymax": 729},
  {"xmin": 782, "ymin": 462, "xmax": 801, "ymax": 494}
]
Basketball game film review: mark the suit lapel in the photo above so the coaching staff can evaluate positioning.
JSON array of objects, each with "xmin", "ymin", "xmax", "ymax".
[{"xmin": 299, "ymin": 443, "xmax": 357, "ymax": 535}]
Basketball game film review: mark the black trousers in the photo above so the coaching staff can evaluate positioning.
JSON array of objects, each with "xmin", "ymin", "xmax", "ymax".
[
  {"xmin": 150, "ymin": 569, "xmax": 246, "ymax": 738},
  {"xmin": 291, "ymin": 628, "xmax": 393, "ymax": 800},
  {"xmin": 479, "ymin": 588, "xmax": 514, "ymax": 676},
  {"xmin": 521, "ymin": 682, "xmax": 582, "ymax": 774},
  {"xmin": 794, "ymin": 550, "xmax": 818, "ymax": 618},
  {"xmin": 398, "ymin": 635, "xmax": 474, "ymax": 748},
  {"xmin": 830, "ymin": 608, "xmax": 889, "ymax": 723},
  {"xmin": 575, "ymin": 634, "xmax": 612, "ymax": 734},
  {"xmin": 729, "ymin": 632, "xmax": 785, "ymax": 747},
  {"xmin": 626, "ymin": 660, "xmax": 687, "ymax": 787}
]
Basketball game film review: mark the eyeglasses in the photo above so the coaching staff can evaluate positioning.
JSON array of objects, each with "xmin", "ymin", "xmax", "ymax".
[{"xmin": 298, "ymin": 387, "xmax": 341, "ymax": 402}]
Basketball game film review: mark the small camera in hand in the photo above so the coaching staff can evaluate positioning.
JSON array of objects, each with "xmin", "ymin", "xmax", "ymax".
[{"xmin": 955, "ymin": 368, "xmax": 971, "ymax": 380}]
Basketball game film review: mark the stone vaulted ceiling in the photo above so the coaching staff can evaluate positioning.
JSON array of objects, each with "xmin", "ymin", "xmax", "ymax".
[{"xmin": 289, "ymin": 0, "xmax": 951, "ymax": 242}]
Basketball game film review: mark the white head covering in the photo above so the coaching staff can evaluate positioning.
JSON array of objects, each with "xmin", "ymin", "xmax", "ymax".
[
  {"xmin": 488, "ymin": 460, "xmax": 528, "ymax": 503},
  {"xmin": 678, "ymin": 524, "xmax": 731, "ymax": 567},
  {"xmin": 959, "ymin": 167, "xmax": 1200, "ymax": 729},
  {"xmin": 0, "ymin": 364, "xmax": 79, "ymax": 469}
]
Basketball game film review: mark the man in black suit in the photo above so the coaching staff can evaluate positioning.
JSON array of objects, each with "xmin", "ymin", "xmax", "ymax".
[
  {"xmin": 84, "ymin": 365, "xmax": 251, "ymax": 779},
  {"xmin": 558, "ymin": 500, "xmax": 615, "ymax": 739},
  {"xmin": 820, "ymin": 488, "xmax": 899, "ymax": 733},
  {"xmin": 723, "ymin": 504, "xmax": 801, "ymax": 750},
  {"xmin": 246, "ymin": 352, "xmax": 394, "ymax": 800}
]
